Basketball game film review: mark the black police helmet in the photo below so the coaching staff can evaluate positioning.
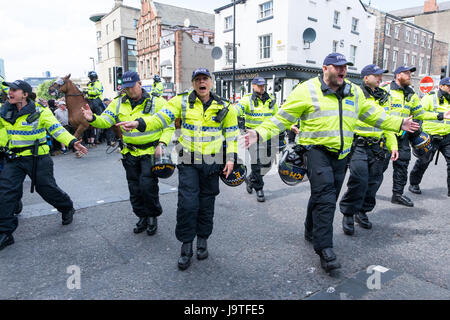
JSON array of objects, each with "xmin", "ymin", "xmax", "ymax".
[
  {"xmin": 151, "ymin": 148, "xmax": 175, "ymax": 179},
  {"xmin": 220, "ymin": 163, "xmax": 247, "ymax": 187},
  {"xmin": 278, "ymin": 148, "xmax": 307, "ymax": 186},
  {"xmin": 411, "ymin": 132, "xmax": 433, "ymax": 159}
]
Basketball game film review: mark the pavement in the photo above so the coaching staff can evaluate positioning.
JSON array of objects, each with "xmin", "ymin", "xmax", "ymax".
[{"xmin": 0, "ymin": 143, "xmax": 449, "ymax": 300}]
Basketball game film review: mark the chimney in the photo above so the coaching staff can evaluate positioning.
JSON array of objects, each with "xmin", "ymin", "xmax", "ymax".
[
  {"xmin": 424, "ymin": 0, "xmax": 439, "ymax": 13},
  {"xmin": 114, "ymin": 0, "xmax": 123, "ymax": 8}
]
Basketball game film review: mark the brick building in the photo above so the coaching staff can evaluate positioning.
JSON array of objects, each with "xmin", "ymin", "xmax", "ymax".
[
  {"xmin": 369, "ymin": 6, "xmax": 434, "ymax": 89},
  {"xmin": 137, "ymin": 0, "xmax": 215, "ymax": 93}
]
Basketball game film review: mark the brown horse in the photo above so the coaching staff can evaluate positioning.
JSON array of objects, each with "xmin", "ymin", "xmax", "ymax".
[{"xmin": 48, "ymin": 74, "xmax": 121, "ymax": 156}]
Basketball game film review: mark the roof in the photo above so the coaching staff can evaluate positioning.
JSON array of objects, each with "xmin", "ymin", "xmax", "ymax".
[
  {"xmin": 154, "ymin": 2, "xmax": 214, "ymax": 30},
  {"xmin": 390, "ymin": 1, "xmax": 450, "ymax": 17}
]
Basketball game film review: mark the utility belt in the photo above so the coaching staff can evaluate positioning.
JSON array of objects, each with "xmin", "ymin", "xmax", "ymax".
[
  {"xmin": 125, "ymin": 140, "xmax": 160, "ymax": 151},
  {"xmin": 354, "ymin": 135, "xmax": 386, "ymax": 148},
  {"xmin": 178, "ymin": 147, "xmax": 225, "ymax": 165},
  {"xmin": 311, "ymin": 145, "xmax": 341, "ymax": 159},
  {"xmin": 2, "ymin": 142, "xmax": 47, "ymax": 160}
]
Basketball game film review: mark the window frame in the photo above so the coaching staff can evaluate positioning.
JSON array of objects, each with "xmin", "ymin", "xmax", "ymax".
[
  {"xmin": 224, "ymin": 16, "xmax": 233, "ymax": 31},
  {"xmin": 259, "ymin": 1, "xmax": 273, "ymax": 20},
  {"xmin": 333, "ymin": 11, "xmax": 340, "ymax": 27},
  {"xmin": 259, "ymin": 34, "xmax": 273, "ymax": 61}
]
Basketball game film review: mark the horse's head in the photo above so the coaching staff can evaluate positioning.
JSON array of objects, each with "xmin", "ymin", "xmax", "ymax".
[{"xmin": 48, "ymin": 74, "xmax": 71, "ymax": 97}]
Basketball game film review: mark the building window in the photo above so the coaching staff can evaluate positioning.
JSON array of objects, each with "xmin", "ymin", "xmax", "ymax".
[
  {"xmin": 392, "ymin": 50, "xmax": 398, "ymax": 70},
  {"xmin": 419, "ymin": 57, "xmax": 424, "ymax": 74},
  {"xmin": 97, "ymin": 48, "xmax": 102, "ymax": 63},
  {"xmin": 405, "ymin": 30, "xmax": 410, "ymax": 42},
  {"xmin": 383, "ymin": 48, "xmax": 389, "ymax": 70},
  {"xmin": 349, "ymin": 45, "xmax": 357, "ymax": 64},
  {"xmin": 413, "ymin": 33, "xmax": 418, "ymax": 44},
  {"xmin": 225, "ymin": 45, "xmax": 234, "ymax": 65},
  {"xmin": 107, "ymin": 42, "xmax": 111, "ymax": 59},
  {"xmin": 394, "ymin": 26, "xmax": 400, "ymax": 39},
  {"xmin": 106, "ymin": 24, "xmax": 109, "ymax": 35},
  {"xmin": 428, "ymin": 37, "xmax": 432, "ymax": 49},
  {"xmin": 421, "ymin": 35, "xmax": 425, "ymax": 47},
  {"xmin": 146, "ymin": 59, "xmax": 150, "ymax": 77},
  {"xmin": 153, "ymin": 57, "xmax": 158, "ymax": 74},
  {"xmin": 109, "ymin": 68, "xmax": 112, "ymax": 84},
  {"xmin": 411, "ymin": 55, "xmax": 416, "ymax": 67},
  {"xmin": 404, "ymin": 53, "xmax": 409, "ymax": 65},
  {"xmin": 259, "ymin": 34, "xmax": 272, "ymax": 60},
  {"xmin": 113, "ymin": 20, "xmax": 116, "ymax": 32},
  {"xmin": 134, "ymin": 19, "xmax": 138, "ymax": 29},
  {"xmin": 425, "ymin": 57, "xmax": 430, "ymax": 74},
  {"xmin": 385, "ymin": 21, "xmax": 391, "ymax": 36},
  {"xmin": 152, "ymin": 25, "xmax": 156, "ymax": 45},
  {"xmin": 96, "ymin": 31, "xmax": 102, "ymax": 41},
  {"xmin": 259, "ymin": 1, "xmax": 273, "ymax": 19},
  {"xmin": 224, "ymin": 16, "xmax": 233, "ymax": 31},
  {"xmin": 333, "ymin": 11, "xmax": 340, "ymax": 26},
  {"xmin": 351, "ymin": 18, "xmax": 359, "ymax": 33},
  {"xmin": 332, "ymin": 40, "xmax": 338, "ymax": 53}
]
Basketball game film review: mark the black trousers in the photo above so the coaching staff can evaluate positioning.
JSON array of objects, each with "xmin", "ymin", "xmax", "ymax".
[
  {"xmin": 248, "ymin": 138, "xmax": 276, "ymax": 191},
  {"xmin": 304, "ymin": 147, "xmax": 347, "ymax": 253},
  {"xmin": 340, "ymin": 144, "xmax": 388, "ymax": 216},
  {"xmin": 121, "ymin": 153, "xmax": 162, "ymax": 219},
  {"xmin": 0, "ymin": 155, "xmax": 73, "ymax": 235},
  {"xmin": 410, "ymin": 134, "xmax": 450, "ymax": 192},
  {"xmin": 176, "ymin": 163, "xmax": 221, "ymax": 243},
  {"xmin": 392, "ymin": 134, "xmax": 411, "ymax": 195}
]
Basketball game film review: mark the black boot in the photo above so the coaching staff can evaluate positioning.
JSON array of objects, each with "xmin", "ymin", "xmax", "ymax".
[
  {"xmin": 391, "ymin": 193, "xmax": 414, "ymax": 207},
  {"xmin": 319, "ymin": 248, "xmax": 341, "ymax": 272},
  {"xmin": 256, "ymin": 189, "xmax": 265, "ymax": 202},
  {"xmin": 196, "ymin": 237, "xmax": 208, "ymax": 260},
  {"xmin": 408, "ymin": 184, "xmax": 421, "ymax": 195},
  {"xmin": 146, "ymin": 217, "xmax": 158, "ymax": 236},
  {"xmin": 133, "ymin": 217, "xmax": 148, "ymax": 234},
  {"xmin": 342, "ymin": 215, "xmax": 355, "ymax": 236},
  {"xmin": 0, "ymin": 234, "xmax": 14, "ymax": 251},
  {"xmin": 245, "ymin": 177, "xmax": 253, "ymax": 194},
  {"xmin": 178, "ymin": 242, "xmax": 193, "ymax": 270},
  {"xmin": 62, "ymin": 208, "xmax": 75, "ymax": 225},
  {"xmin": 355, "ymin": 212, "xmax": 372, "ymax": 229}
]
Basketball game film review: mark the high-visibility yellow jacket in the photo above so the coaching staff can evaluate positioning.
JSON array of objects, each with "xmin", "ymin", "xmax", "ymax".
[
  {"xmin": 256, "ymin": 76, "xmax": 404, "ymax": 160},
  {"xmin": 234, "ymin": 92, "xmax": 278, "ymax": 129},
  {"xmin": 89, "ymin": 89, "xmax": 174, "ymax": 157},
  {"xmin": 87, "ymin": 80, "xmax": 103, "ymax": 100},
  {"xmin": 420, "ymin": 91, "xmax": 450, "ymax": 136},
  {"xmin": 0, "ymin": 76, "xmax": 9, "ymax": 102},
  {"xmin": 142, "ymin": 90, "xmax": 239, "ymax": 160},
  {"xmin": 152, "ymin": 82, "xmax": 164, "ymax": 96},
  {"xmin": 0, "ymin": 127, "xmax": 7, "ymax": 147},
  {"xmin": 385, "ymin": 81, "xmax": 441, "ymax": 136},
  {"xmin": 354, "ymin": 85, "xmax": 398, "ymax": 152},
  {"xmin": 0, "ymin": 101, "xmax": 77, "ymax": 157}
]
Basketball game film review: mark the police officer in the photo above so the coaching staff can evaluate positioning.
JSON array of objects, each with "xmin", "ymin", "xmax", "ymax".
[
  {"xmin": 235, "ymin": 77, "xmax": 278, "ymax": 202},
  {"xmin": 85, "ymin": 71, "xmax": 104, "ymax": 146},
  {"xmin": 0, "ymin": 80, "xmax": 88, "ymax": 251},
  {"xmin": 339, "ymin": 64, "xmax": 399, "ymax": 235},
  {"xmin": 385, "ymin": 66, "xmax": 450, "ymax": 207},
  {"xmin": 82, "ymin": 71, "xmax": 174, "ymax": 236},
  {"xmin": 116, "ymin": 68, "xmax": 238, "ymax": 270},
  {"xmin": 152, "ymin": 75, "xmax": 164, "ymax": 96},
  {"xmin": 1, "ymin": 75, "xmax": 9, "ymax": 103},
  {"xmin": 409, "ymin": 77, "xmax": 450, "ymax": 197},
  {"xmin": 244, "ymin": 53, "xmax": 419, "ymax": 272}
]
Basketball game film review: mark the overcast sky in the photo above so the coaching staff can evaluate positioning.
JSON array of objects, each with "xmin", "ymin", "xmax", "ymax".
[{"xmin": 0, "ymin": 0, "xmax": 433, "ymax": 81}]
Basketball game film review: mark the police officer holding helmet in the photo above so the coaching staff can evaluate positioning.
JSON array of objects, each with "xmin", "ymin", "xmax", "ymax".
[
  {"xmin": 339, "ymin": 64, "xmax": 399, "ymax": 235},
  {"xmin": 409, "ymin": 77, "xmax": 450, "ymax": 197},
  {"xmin": 385, "ymin": 66, "xmax": 450, "ymax": 207},
  {"xmin": 116, "ymin": 68, "xmax": 239, "ymax": 271},
  {"xmin": 244, "ymin": 53, "xmax": 420, "ymax": 273},
  {"xmin": 235, "ymin": 77, "xmax": 279, "ymax": 202},
  {"xmin": 82, "ymin": 71, "xmax": 174, "ymax": 236},
  {"xmin": 0, "ymin": 80, "xmax": 88, "ymax": 250}
]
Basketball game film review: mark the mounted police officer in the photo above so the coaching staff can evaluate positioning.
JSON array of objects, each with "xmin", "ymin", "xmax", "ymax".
[
  {"xmin": 409, "ymin": 77, "xmax": 450, "ymax": 197},
  {"xmin": 339, "ymin": 64, "xmax": 399, "ymax": 235},
  {"xmin": 235, "ymin": 77, "xmax": 278, "ymax": 202},
  {"xmin": 116, "ymin": 68, "xmax": 239, "ymax": 271},
  {"xmin": 0, "ymin": 75, "xmax": 9, "ymax": 103},
  {"xmin": 85, "ymin": 71, "xmax": 104, "ymax": 146},
  {"xmin": 152, "ymin": 75, "xmax": 164, "ymax": 96},
  {"xmin": 385, "ymin": 66, "xmax": 450, "ymax": 207},
  {"xmin": 82, "ymin": 71, "xmax": 174, "ymax": 236},
  {"xmin": 244, "ymin": 53, "xmax": 420, "ymax": 273},
  {"xmin": 0, "ymin": 80, "xmax": 88, "ymax": 251}
]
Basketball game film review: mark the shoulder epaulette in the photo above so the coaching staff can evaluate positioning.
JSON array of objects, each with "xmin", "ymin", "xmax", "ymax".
[{"xmin": 177, "ymin": 91, "xmax": 189, "ymax": 96}]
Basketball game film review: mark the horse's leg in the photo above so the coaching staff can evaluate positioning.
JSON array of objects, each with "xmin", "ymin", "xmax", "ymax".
[{"xmin": 73, "ymin": 125, "xmax": 88, "ymax": 158}]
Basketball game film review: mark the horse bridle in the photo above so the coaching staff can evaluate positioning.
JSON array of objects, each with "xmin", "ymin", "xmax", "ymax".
[{"xmin": 51, "ymin": 78, "xmax": 84, "ymax": 97}]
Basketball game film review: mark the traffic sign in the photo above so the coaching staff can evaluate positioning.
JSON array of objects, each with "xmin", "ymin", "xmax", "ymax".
[{"xmin": 419, "ymin": 76, "xmax": 434, "ymax": 93}]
